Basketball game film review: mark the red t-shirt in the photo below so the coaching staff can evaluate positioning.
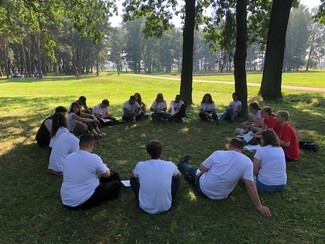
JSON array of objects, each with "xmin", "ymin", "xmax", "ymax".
[
  {"xmin": 265, "ymin": 115, "xmax": 276, "ymax": 129},
  {"xmin": 274, "ymin": 123, "xmax": 300, "ymax": 160}
]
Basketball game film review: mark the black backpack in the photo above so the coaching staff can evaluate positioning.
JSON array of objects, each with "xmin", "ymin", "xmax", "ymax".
[{"xmin": 299, "ymin": 141, "xmax": 318, "ymax": 152}]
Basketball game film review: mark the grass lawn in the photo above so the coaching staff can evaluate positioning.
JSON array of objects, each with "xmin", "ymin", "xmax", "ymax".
[{"xmin": 1, "ymin": 72, "xmax": 324, "ymax": 243}]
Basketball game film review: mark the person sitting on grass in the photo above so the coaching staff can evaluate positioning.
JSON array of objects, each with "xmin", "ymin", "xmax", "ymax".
[
  {"xmin": 68, "ymin": 102, "xmax": 105, "ymax": 138},
  {"xmin": 167, "ymin": 94, "xmax": 188, "ymax": 123},
  {"xmin": 134, "ymin": 92, "xmax": 147, "ymax": 117},
  {"xmin": 253, "ymin": 106, "xmax": 276, "ymax": 139},
  {"xmin": 49, "ymin": 113, "xmax": 69, "ymax": 149},
  {"xmin": 253, "ymin": 129, "xmax": 287, "ymax": 193},
  {"xmin": 60, "ymin": 134, "xmax": 122, "ymax": 209},
  {"xmin": 273, "ymin": 110, "xmax": 300, "ymax": 161},
  {"xmin": 70, "ymin": 96, "xmax": 91, "ymax": 114},
  {"xmin": 178, "ymin": 138, "xmax": 272, "ymax": 217},
  {"xmin": 35, "ymin": 106, "xmax": 67, "ymax": 148},
  {"xmin": 199, "ymin": 93, "xmax": 219, "ymax": 124},
  {"xmin": 218, "ymin": 92, "xmax": 242, "ymax": 123},
  {"xmin": 150, "ymin": 93, "xmax": 170, "ymax": 121},
  {"xmin": 48, "ymin": 123, "xmax": 88, "ymax": 175},
  {"xmin": 237, "ymin": 102, "xmax": 263, "ymax": 135},
  {"xmin": 122, "ymin": 95, "xmax": 143, "ymax": 122},
  {"xmin": 92, "ymin": 99, "xmax": 119, "ymax": 126},
  {"xmin": 130, "ymin": 140, "xmax": 181, "ymax": 214}
]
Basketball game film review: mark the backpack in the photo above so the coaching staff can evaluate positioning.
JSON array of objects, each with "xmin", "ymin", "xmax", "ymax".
[{"xmin": 299, "ymin": 141, "xmax": 318, "ymax": 152}]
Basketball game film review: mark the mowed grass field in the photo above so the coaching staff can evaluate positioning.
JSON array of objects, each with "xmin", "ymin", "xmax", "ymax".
[{"xmin": 0, "ymin": 71, "xmax": 324, "ymax": 243}]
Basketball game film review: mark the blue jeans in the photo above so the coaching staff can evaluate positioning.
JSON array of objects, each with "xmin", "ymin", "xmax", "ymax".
[
  {"xmin": 219, "ymin": 108, "xmax": 237, "ymax": 122},
  {"xmin": 256, "ymin": 177, "xmax": 286, "ymax": 193},
  {"xmin": 178, "ymin": 161, "xmax": 205, "ymax": 195}
]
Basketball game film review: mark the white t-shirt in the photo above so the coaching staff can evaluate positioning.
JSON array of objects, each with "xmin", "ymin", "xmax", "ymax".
[
  {"xmin": 60, "ymin": 150, "xmax": 107, "ymax": 207},
  {"xmin": 169, "ymin": 100, "xmax": 184, "ymax": 115},
  {"xmin": 200, "ymin": 102, "xmax": 216, "ymax": 112},
  {"xmin": 254, "ymin": 145, "xmax": 287, "ymax": 185},
  {"xmin": 229, "ymin": 100, "xmax": 242, "ymax": 110},
  {"xmin": 48, "ymin": 132, "xmax": 79, "ymax": 172},
  {"xmin": 92, "ymin": 104, "xmax": 108, "ymax": 116},
  {"xmin": 151, "ymin": 100, "xmax": 167, "ymax": 112},
  {"xmin": 67, "ymin": 112, "xmax": 77, "ymax": 131},
  {"xmin": 122, "ymin": 101, "xmax": 140, "ymax": 115},
  {"xmin": 199, "ymin": 150, "xmax": 254, "ymax": 200},
  {"xmin": 49, "ymin": 127, "xmax": 69, "ymax": 147},
  {"xmin": 250, "ymin": 110, "xmax": 262, "ymax": 122},
  {"xmin": 133, "ymin": 159, "xmax": 180, "ymax": 214},
  {"xmin": 44, "ymin": 119, "xmax": 52, "ymax": 132}
]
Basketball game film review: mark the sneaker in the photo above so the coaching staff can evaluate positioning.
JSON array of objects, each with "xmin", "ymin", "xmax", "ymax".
[
  {"xmin": 181, "ymin": 117, "xmax": 188, "ymax": 123},
  {"xmin": 180, "ymin": 154, "xmax": 190, "ymax": 163},
  {"xmin": 184, "ymin": 172, "xmax": 194, "ymax": 184},
  {"xmin": 99, "ymin": 132, "xmax": 106, "ymax": 137}
]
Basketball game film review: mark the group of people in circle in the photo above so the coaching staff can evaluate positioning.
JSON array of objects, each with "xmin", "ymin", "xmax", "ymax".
[{"xmin": 34, "ymin": 91, "xmax": 300, "ymax": 216}]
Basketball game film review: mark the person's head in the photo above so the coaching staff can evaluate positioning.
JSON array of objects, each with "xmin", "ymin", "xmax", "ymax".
[
  {"xmin": 55, "ymin": 106, "xmax": 67, "ymax": 115},
  {"xmin": 146, "ymin": 140, "xmax": 162, "ymax": 159},
  {"xmin": 175, "ymin": 95, "xmax": 181, "ymax": 103},
  {"xmin": 261, "ymin": 106, "xmax": 272, "ymax": 119},
  {"xmin": 73, "ymin": 123, "xmax": 88, "ymax": 138},
  {"xmin": 156, "ymin": 93, "xmax": 164, "ymax": 102},
  {"xmin": 134, "ymin": 93, "xmax": 142, "ymax": 102},
  {"xmin": 51, "ymin": 112, "xmax": 67, "ymax": 137},
  {"xmin": 249, "ymin": 102, "xmax": 260, "ymax": 113},
  {"xmin": 70, "ymin": 102, "xmax": 81, "ymax": 114},
  {"xmin": 129, "ymin": 95, "xmax": 136, "ymax": 104},
  {"xmin": 79, "ymin": 134, "xmax": 95, "ymax": 152},
  {"xmin": 228, "ymin": 138, "xmax": 245, "ymax": 152},
  {"xmin": 101, "ymin": 99, "xmax": 109, "ymax": 108},
  {"xmin": 78, "ymin": 96, "xmax": 87, "ymax": 105},
  {"xmin": 232, "ymin": 92, "xmax": 238, "ymax": 101},
  {"xmin": 202, "ymin": 93, "xmax": 213, "ymax": 103},
  {"xmin": 276, "ymin": 110, "xmax": 290, "ymax": 124},
  {"xmin": 261, "ymin": 129, "xmax": 279, "ymax": 147}
]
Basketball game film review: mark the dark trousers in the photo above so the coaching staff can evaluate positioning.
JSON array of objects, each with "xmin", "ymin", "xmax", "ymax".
[
  {"xmin": 178, "ymin": 161, "xmax": 205, "ymax": 196},
  {"xmin": 130, "ymin": 176, "xmax": 181, "ymax": 199},
  {"xmin": 199, "ymin": 112, "xmax": 218, "ymax": 121},
  {"xmin": 170, "ymin": 104, "xmax": 187, "ymax": 122},
  {"xmin": 65, "ymin": 172, "xmax": 122, "ymax": 210}
]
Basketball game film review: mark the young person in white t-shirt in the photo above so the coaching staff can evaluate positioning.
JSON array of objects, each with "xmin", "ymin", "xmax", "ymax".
[
  {"xmin": 253, "ymin": 129, "xmax": 287, "ymax": 192},
  {"xmin": 240, "ymin": 102, "xmax": 264, "ymax": 132},
  {"xmin": 130, "ymin": 140, "xmax": 181, "ymax": 214},
  {"xmin": 199, "ymin": 93, "xmax": 219, "ymax": 124},
  {"xmin": 49, "ymin": 113, "xmax": 69, "ymax": 149},
  {"xmin": 60, "ymin": 134, "xmax": 122, "ymax": 209},
  {"xmin": 167, "ymin": 95, "xmax": 188, "ymax": 123},
  {"xmin": 92, "ymin": 99, "xmax": 119, "ymax": 126},
  {"xmin": 150, "ymin": 93, "xmax": 170, "ymax": 121},
  {"xmin": 178, "ymin": 138, "xmax": 272, "ymax": 217},
  {"xmin": 48, "ymin": 123, "xmax": 88, "ymax": 175},
  {"xmin": 122, "ymin": 95, "xmax": 143, "ymax": 122},
  {"xmin": 219, "ymin": 92, "xmax": 242, "ymax": 123}
]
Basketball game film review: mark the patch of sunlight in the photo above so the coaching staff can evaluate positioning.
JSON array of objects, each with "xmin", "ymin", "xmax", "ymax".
[
  {"xmin": 92, "ymin": 209, "xmax": 109, "ymax": 221},
  {"xmin": 0, "ymin": 137, "xmax": 25, "ymax": 156},
  {"xmin": 187, "ymin": 190, "xmax": 197, "ymax": 202},
  {"xmin": 140, "ymin": 133, "xmax": 147, "ymax": 138},
  {"xmin": 301, "ymin": 108, "xmax": 323, "ymax": 117},
  {"xmin": 116, "ymin": 160, "xmax": 129, "ymax": 166},
  {"xmin": 180, "ymin": 127, "xmax": 189, "ymax": 133}
]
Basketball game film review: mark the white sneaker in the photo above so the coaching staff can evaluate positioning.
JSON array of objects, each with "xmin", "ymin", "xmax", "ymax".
[
  {"xmin": 181, "ymin": 117, "xmax": 188, "ymax": 123},
  {"xmin": 99, "ymin": 132, "xmax": 106, "ymax": 137}
]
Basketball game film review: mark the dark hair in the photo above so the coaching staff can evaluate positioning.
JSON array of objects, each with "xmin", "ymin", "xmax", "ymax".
[
  {"xmin": 261, "ymin": 129, "xmax": 280, "ymax": 147},
  {"xmin": 69, "ymin": 102, "xmax": 81, "ymax": 115},
  {"xmin": 201, "ymin": 93, "xmax": 213, "ymax": 103},
  {"xmin": 249, "ymin": 102, "xmax": 260, "ymax": 111},
  {"xmin": 129, "ymin": 95, "xmax": 136, "ymax": 101},
  {"xmin": 262, "ymin": 106, "xmax": 272, "ymax": 116},
  {"xmin": 134, "ymin": 93, "xmax": 142, "ymax": 104},
  {"xmin": 155, "ymin": 93, "xmax": 163, "ymax": 102},
  {"xmin": 102, "ymin": 99, "xmax": 109, "ymax": 106},
  {"xmin": 78, "ymin": 96, "xmax": 87, "ymax": 105},
  {"xmin": 229, "ymin": 138, "xmax": 245, "ymax": 150},
  {"xmin": 51, "ymin": 112, "xmax": 67, "ymax": 137},
  {"xmin": 79, "ymin": 134, "xmax": 95, "ymax": 148},
  {"xmin": 175, "ymin": 94, "xmax": 181, "ymax": 100},
  {"xmin": 232, "ymin": 92, "xmax": 238, "ymax": 97},
  {"xmin": 73, "ymin": 123, "xmax": 88, "ymax": 137},
  {"xmin": 55, "ymin": 106, "xmax": 67, "ymax": 113},
  {"xmin": 146, "ymin": 140, "xmax": 162, "ymax": 159}
]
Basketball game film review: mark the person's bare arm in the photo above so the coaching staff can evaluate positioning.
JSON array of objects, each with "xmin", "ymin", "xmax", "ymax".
[
  {"xmin": 199, "ymin": 164, "xmax": 208, "ymax": 173},
  {"xmin": 253, "ymin": 158, "xmax": 261, "ymax": 176},
  {"xmin": 102, "ymin": 168, "xmax": 111, "ymax": 178},
  {"xmin": 244, "ymin": 179, "xmax": 272, "ymax": 217}
]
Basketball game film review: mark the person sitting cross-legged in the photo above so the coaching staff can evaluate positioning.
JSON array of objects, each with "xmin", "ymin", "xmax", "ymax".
[
  {"xmin": 167, "ymin": 95, "xmax": 188, "ymax": 123},
  {"xmin": 60, "ymin": 134, "xmax": 122, "ymax": 209},
  {"xmin": 130, "ymin": 140, "xmax": 181, "ymax": 214},
  {"xmin": 178, "ymin": 138, "xmax": 272, "ymax": 217},
  {"xmin": 92, "ymin": 99, "xmax": 119, "ymax": 126},
  {"xmin": 122, "ymin": 95, "xmax": 143, "ymax": 122},
  {"xmin": 218, "ymin": 92, "xmax": 242, "ymax": 123},
  {"xmin": 199, "ymin": 93, "xmax": 219, "ymax": 124}
]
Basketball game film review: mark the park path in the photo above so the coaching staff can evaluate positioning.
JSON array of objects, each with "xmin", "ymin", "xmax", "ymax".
[{"xmin": 125, "ymin": 74, "xmax": 325, "ymax": 93}]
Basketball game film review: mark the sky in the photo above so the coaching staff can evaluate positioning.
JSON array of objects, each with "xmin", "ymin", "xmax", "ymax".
[{"xmin": 110, "ymin": 0, "xmax": 321, "ymax": 27}]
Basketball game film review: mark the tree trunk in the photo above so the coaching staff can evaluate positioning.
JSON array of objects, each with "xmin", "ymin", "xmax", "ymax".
[
  {"xmin": 21, "ymin": 36, "xmax": 27, "ymax": 77},
  {"xmin": 180, "ymin": 0, "xmax": 195, "ymax": 105},
  {"xmin": 234, "ymin": 0, "xmax": 248, "ymax": 116},
  {"xmin": 259, "ymin": 0, "xmax": 293, "ymax": 100},
  {"xmin": 26, "ymin": 31, "xmax": 32, "ymax": 77}
]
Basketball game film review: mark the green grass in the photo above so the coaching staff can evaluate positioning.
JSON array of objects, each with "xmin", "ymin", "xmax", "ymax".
[
  {"xmin": 152, "ymin": 70, "xmax": 325, "ymax": 88},
  {"xmin": 1, "ymin": 72, "xmax": 324, "ymax": 243}
]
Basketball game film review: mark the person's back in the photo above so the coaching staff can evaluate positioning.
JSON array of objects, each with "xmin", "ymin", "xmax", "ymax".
[
  {"xmin": 36, "ymin": 115, "xmax": 53, "ymax": 147},
  {"xmin": 200, "ymin": 150, "xmax": 253, "ymax": 200},
  {"xmin": 134, "ymin": 159, "xmax": 178, "ymax": 214}
]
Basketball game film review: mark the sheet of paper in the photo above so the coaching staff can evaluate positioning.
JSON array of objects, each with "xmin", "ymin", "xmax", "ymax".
[
  {"xmin": 121, "ymin": 180, "xmax": 131, "ymax": 187},
  {"xmin": 244, "ymin": 144, "xmax": 262, "ymax": 152},
  {"xmin": 243, "ymin": 132, "xmax": 254, "ymax": 142},
  {"xmin": 100, "ymin": 118, "xmax": 111, "ymax": 123}
]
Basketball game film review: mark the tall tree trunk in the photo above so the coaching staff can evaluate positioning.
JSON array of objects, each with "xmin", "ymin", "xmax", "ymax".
[
  {"xmin": 234, "ymin": 0, "xmax": 248, "ymax": 116},
  {"xmin": 26, "ymin": 31, "xmax": 32, "ymax": 77},
  {"xmin": 96, "ymin": 49, "xmax": 99, "ymax": 76},
  {"xmin": 36, "ymin": 32, "xmax": 43, "ymax": 79},
  {"xmin": 21, "ymin": 36, "xmax": 27, "ymax": 77},
  {"xmin": 4, "ymin": 39, "xmax": 10, "ymax": 78},
  {"xmin": 180, "ymin": 0, "xmax": 195, "ymax": 105},
  {"xmin": 259, "ymin": 0, "xmax": 293, "ymax": 100}
]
